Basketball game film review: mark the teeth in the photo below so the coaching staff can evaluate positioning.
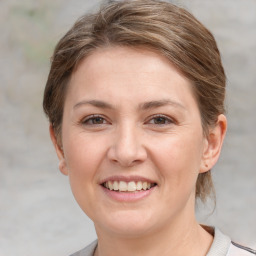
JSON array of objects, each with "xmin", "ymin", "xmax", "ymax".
[
  {"xmin": 119, "ymin": 181, "xmax": 127, "ymax": 191},
  {"xmin": 108, "ymin": 181, "xmax": 114, "ymax": 190},
  {"xmin": 137, "ymin": 181, "xmax": 142, "ymax": 190},
  {"xmin": 127, "ymin": 181, "xmax": 136, "ymax": 192},
  {"xmin": 103, "ymin": 181, "xmax": 155, "ymax": 192},
  {"xmin": 113, "ymin": 181, "xmax": 119, "ymax": 191},
  {"xmin": 142, "ymin": 182, "xmax": 148, "ymax": 190}
]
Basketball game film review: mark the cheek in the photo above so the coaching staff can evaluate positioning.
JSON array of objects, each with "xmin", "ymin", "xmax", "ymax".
[
  {"xmin": 61, "ymin": 133, "xmax": 107, "ymax": 204},
  {"xmin": 150, "ymin": 134, "xmax": 203, "ymax": 188},
  {"xmin": 62, "ymin": 139, "xmax": 105, "ymax": 221},
  {"xmin": 63, "ymin": 131, "xmax": 106, "ymax": 173}
]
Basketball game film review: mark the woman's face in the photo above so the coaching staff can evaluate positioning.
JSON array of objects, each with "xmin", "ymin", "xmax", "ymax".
[{"xmin": 55, "ymin": 46, "xmax": 214, "ymax": 237}]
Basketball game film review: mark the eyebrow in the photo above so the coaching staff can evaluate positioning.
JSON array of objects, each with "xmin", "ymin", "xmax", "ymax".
[
  {"xmin": 73, "ymin": 99, "xmax": 186, "ymax": 111},
  {"xmin": 73, "ymin": 100, "xmax": 114, "ymax": 110},
  {"xmin": 139, "ymin": 99, "xmax": 186, "ymax": 111}
]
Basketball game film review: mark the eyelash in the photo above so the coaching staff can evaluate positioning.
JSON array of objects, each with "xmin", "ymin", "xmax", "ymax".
[
  {"xmin": 147, "ymin": 114, "xmax": 174, "ymax": 125},
  {"xmin": 81, "ymin": 115, "xmax": 109, "ymax": 125},
  {"xmin": 80, "ymin": 114, "xmax": 174, "ymax": 126}
]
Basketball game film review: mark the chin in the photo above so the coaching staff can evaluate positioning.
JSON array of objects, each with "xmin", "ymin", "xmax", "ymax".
[{"xmin": 95, "ymin": 209, "xmax": 157, "ymax": 237}]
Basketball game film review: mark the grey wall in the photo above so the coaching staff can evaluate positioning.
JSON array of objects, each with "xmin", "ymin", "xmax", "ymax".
[{"xmin": 0, "ymin": 0, "xmax": 255, "ymax": 255}]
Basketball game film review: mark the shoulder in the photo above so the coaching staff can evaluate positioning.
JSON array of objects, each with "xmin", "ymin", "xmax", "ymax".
[
  {"xmin": 206, "ymin": 226, "xmax": 256, "ymax": 256},
  {"xmin": 227, "ymin": 241, "xmax": 256, "ymax": 256},
  {"xmin": 69, "ymin": 240, "xmax": 97, "ymax": 256}
]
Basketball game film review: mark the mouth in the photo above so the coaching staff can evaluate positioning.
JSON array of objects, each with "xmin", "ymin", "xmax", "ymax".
[{"xmin": 101, "ymin": 180, "xmax": 157, "ymax": 192}]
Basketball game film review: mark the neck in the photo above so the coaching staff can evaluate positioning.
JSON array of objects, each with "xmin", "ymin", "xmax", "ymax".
[{"xmin": 94, "ymin": 206, "xmax": 213, "ymax": 256}]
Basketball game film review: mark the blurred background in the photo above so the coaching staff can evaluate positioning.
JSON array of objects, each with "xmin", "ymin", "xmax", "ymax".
[{"xmin": 0, "ymin": 0, "xmax": 255, "ymax": 255}]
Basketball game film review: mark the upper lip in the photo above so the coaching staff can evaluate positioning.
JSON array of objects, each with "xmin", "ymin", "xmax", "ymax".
[{"xmin": 99, "ymin": 175, "xmax": 157, "ymax": 185}]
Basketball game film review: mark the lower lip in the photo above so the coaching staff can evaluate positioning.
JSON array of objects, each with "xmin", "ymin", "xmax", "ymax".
[{"xmin": 101, "ymin": 186, "xmax": 156, "ymax": 202}]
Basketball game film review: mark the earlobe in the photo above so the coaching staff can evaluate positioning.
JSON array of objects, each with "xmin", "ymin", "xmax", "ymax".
[
  {"xmin": 49, "ymin": 124, "xmax": 69, "ymax": 176},
  {"xmin": 200, "ymin": 114, "xmax": 227, "ymax": 173},
  {"xmin": 58, "ymin": 158, "xmax": 69, "ymax": 176}
]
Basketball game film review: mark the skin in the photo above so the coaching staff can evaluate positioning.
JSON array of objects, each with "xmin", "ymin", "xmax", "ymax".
[{"xmin": 50, "ymin": 46, "xmax": 227, "ymax": 256}]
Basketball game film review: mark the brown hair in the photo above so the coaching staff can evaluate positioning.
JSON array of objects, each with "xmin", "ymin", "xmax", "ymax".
[{"xmin": 43, "ymin": 0, "xmax": 226, "ymax": 202}]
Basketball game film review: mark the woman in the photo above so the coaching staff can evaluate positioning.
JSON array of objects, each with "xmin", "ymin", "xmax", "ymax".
[{"xmin": 43, "ymin": 0, "xmax": 255, "ymax": 255}]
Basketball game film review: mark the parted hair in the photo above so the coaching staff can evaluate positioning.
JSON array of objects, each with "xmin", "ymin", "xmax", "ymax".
[{"xmin": 43, "ymin": 0, "xmax": 226, "ymax": 202}]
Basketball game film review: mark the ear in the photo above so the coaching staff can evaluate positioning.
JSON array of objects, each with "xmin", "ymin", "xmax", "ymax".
[
  {"xmin": 49, "ymin": 124, "xmax": 69, "ymax": 176},
  {"xmin": 200, "ymin": 114, "xmax": 227, "ymax": 173}
]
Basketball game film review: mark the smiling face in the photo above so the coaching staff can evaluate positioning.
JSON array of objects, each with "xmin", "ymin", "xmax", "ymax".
[{"xmin": 51, "ymin": 46, "xmax": 224, "ymax": 238}]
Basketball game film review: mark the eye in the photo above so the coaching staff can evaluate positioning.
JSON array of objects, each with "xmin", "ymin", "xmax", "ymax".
[
  {"xmin": 147, "ymin": 115, "xmax": 174, "ymax": 125},
  {"xmin": 81, "ymin": 115, "xmax": 108, "ymax": 125}
]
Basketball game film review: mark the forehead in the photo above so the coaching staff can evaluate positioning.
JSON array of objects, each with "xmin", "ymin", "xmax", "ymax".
[
  {"xmin": 71, "ymin": 46, "xmax": 191, "ymax": 85},
  {"xmin": 66, "ymin": 46, "xmax": 197, "ymax": 110},
  {"xmin": 74, "ymin": 46, "xmax": 185, "ymax": 76}
]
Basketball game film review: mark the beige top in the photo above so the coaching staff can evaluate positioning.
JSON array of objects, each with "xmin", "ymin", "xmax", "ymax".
[{"xmin": 70, "ymin": 227, "xmax": 256, "ymax": 256}]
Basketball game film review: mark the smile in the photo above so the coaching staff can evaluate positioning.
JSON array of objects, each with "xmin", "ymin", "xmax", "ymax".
[{"xmin": 102, "ymin": 181, "xmax": 157, "ymax": 192}]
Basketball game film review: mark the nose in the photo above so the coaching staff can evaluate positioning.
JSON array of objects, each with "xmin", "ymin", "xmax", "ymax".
[{"xmin": 107, "ymin": 124, "xmax": 147, "ymax": 167}]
